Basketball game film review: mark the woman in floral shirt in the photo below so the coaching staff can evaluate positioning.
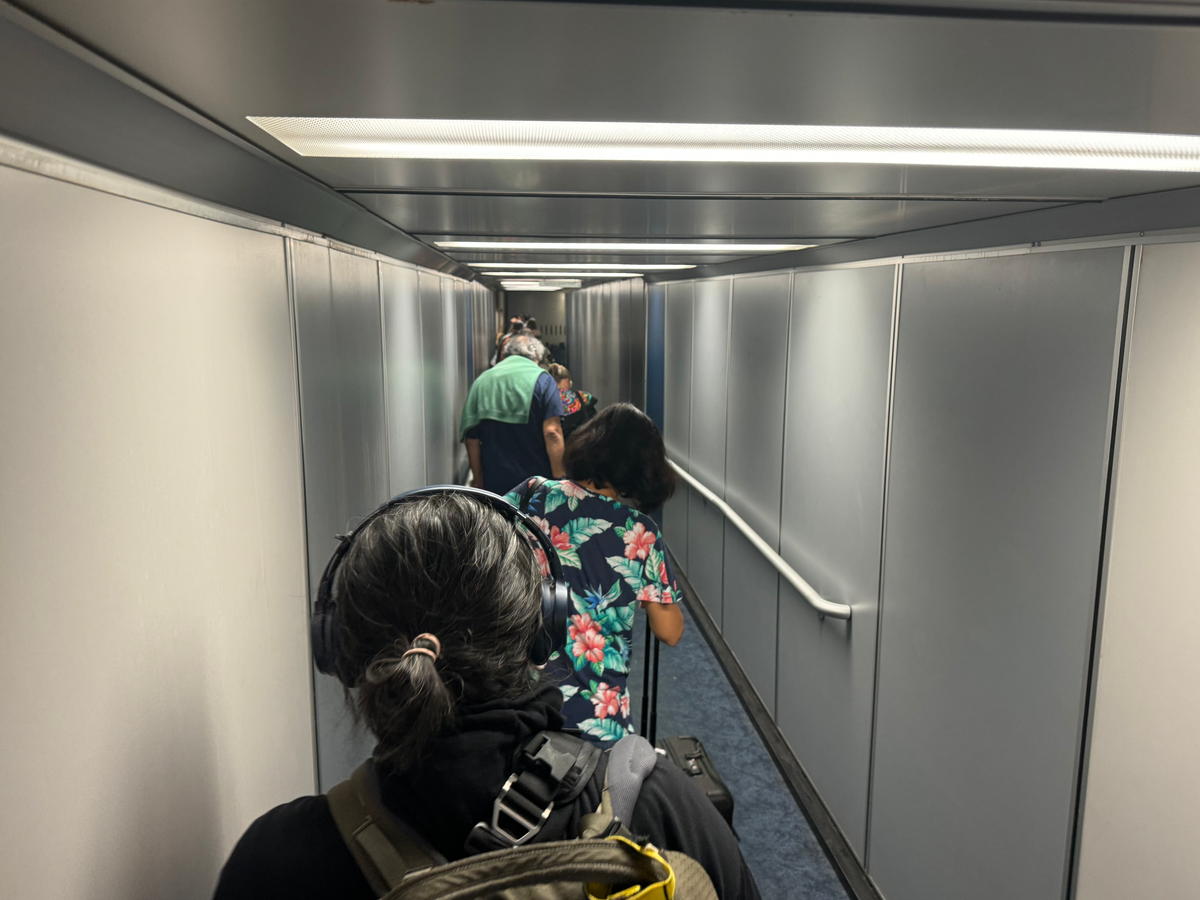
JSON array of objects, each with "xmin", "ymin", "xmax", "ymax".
[{"xmin": 505, "ymin": 403, "xmax": 683, "ymax": 743}]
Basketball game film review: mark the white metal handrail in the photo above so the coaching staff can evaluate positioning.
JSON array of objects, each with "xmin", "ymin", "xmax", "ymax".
[{"xmin": 669, "ymin": 459, "xmax": 852, "ymax": 620}]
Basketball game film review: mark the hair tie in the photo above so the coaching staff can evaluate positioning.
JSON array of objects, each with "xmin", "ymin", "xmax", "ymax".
[{"xmin": 402, "ymin": 633, "xmax": 441, "ymax": 662}]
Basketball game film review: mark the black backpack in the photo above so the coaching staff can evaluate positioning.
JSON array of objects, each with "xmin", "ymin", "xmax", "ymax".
[{"xmin": 325, "ymin": 732, "xmax": 717, "ymax": 900}]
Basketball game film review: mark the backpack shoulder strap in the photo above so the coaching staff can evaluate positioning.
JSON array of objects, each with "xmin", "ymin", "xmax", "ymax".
[
  {"xmin": 464, "ymin": 730, "xmax": 602, "ymax": 854},
  {"xmin": 326, "ymin": 761, "xmax": 443, "ymax": 897},
  {"xmin": 578, "ymin": 734, "xmax": 659, "ymax": 840},
  {"xmin": 604, "ymin": 734, "xmax": 660, "ymax": 826}
]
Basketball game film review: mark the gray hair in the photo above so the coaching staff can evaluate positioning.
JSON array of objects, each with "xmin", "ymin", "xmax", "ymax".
[{"xmin": 502, "ymin": 333, "xmax": 547, "ymax": 362}]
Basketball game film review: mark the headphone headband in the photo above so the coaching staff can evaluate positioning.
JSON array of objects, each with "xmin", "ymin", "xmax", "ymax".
[{"xmin": 311, "ymin": 484, "xmax": 569, "ymax": 680}]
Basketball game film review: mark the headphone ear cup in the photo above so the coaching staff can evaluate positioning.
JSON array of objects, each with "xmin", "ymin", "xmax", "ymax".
[
  {"xmin": 530, "ymin": 580, "xmax": 570, "ymax": 666},
  {"xmin": 311, "ymin": 607, "xmax": 339, "ymax": 676}
]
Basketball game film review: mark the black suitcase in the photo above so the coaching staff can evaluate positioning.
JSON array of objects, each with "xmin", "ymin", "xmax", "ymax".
[
  {"xmin": 639, "ymin": 617, "xmax": 736, "ymax": 828},
  {"xmin": 655, "ymin": 734, "xmax": 736, "ymax": 826}
]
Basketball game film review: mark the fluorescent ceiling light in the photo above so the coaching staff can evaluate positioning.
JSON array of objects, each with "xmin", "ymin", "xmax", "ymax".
[
  {"xmin": 248, "ymin": 117, "xmax": 1200, "ymax": 171},
  {"xmin": 471, "ymin": 262, "xmax": 695, "ymax": 271},
  {"xmin": 501, "ymin": 283, "xmax": 575, "ymax": 291},
  {"xmin": 489, "ymin": 271, "xmax": 641, "ymax": 278},
  {"xmin": 437, "ymin": 240, "xmax": 812, "ymax": 253}
]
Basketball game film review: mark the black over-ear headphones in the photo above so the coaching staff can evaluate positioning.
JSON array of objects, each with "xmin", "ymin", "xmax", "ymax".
[{"xmin": 311, "ymin": 484, "xmax": 571, "ymax": 681}]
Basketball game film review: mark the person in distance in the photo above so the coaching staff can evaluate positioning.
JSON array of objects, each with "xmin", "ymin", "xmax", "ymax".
[
  {"xmin": 462, "ymin": 333, "xmax": 565, "ymax": 493},
  {"xmin": 547, "ymin": 363, "xmax": 598, "ymax": 441},
  {"xmin": 505, "ymin": 403, "xmax": 684, "ymax": 744},
  {"xmin": 212, "ymin": 492, "xmax": 758, "ymax": 900}
]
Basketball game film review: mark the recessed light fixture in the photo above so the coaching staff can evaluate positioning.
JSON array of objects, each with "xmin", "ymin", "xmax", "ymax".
[
  {"xmin": 471, "ymin": 262, "xmax": 696, "ymax": 271},
  {"xmin": 488, "ymin": 272, "xmax": 641, "ymax": 278},
  {"xmin": 501, "ymin": 281, "xmax": 578, "ymax": 291},
  {"xmin": 247, "ymin": 117, "xmax": 1200, "ymax": 171},
  {"xmin": 437, "ymin": 241, "xmax": 813, "ymax": 253}
]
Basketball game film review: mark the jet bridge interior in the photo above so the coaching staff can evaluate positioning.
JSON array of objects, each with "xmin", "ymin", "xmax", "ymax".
[{"xmin": 1, "ymin": 2, "xmax": 1199, "ymax": 900}]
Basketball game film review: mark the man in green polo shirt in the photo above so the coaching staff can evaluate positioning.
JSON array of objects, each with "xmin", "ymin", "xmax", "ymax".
[{"xmin": 461, "ymin": 334, "xmax": 565, "ymax": 494}]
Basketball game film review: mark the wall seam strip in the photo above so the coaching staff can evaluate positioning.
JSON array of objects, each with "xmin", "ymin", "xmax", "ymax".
[
  {"xmin": 863, "ymin": 262, "xmax": 904, "ymax": 873},
  {"xmin": 284, "ymin": 237, "xmax": 322, "ymax": 794},
  {"xmin": 1063, "ymin": 244, "xmax": 1141, "ymax": 900},
  {"xmin": 773, "ymin": 271, "xmax": 797, "ymax": 717}
]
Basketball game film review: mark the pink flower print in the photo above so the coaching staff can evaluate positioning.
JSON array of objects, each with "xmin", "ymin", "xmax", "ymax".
[
  {"xmin": 658, "ymin": 560, "xmax": 668, "ymax": 583},
  {"xmin": 533, "ymin": 516, "xmax": 571, "ymax": 552},
  {"xmin": 636, "ymin": 583, "xmax": 661, "ymax": 605},
  {"xmin": 623, "ymin": 522, "xmax": 657, "ymax": 561},
  {"xmin": 569, "ymin": 614, "xmax": 606, "ymax": 663},
  {"xmin": 533, "ymin": 547, "xmax": 550, "ymax": 578},
  {"xmin": 547, "ymin": 526, "xmax": 571, "ymax": 552},
  {"xmin": 619, "ymin": 691, "xmax": 631, "ymax": 718},
  {"xmin": 661, "ymin": 586, "xmax": 675, "ymax": 605},
  {"xmin": 591, "ymin": 682, "xmax": 622, "ymax": 719},
  {"xmin": 562, "ymin": 481, "xmax": 588, "ymax": 500},
  {"xmin": 569, "ymin": 613, "xmax": 596, "ymax": 641}
]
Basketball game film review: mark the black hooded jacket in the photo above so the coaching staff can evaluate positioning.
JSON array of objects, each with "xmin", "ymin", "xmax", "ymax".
[{"xmin": 213, "ymin": 685, "xmax": 759, "ymax": 900}]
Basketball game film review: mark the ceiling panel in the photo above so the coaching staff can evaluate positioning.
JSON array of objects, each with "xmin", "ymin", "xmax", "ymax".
[
  {"xmin": 15, "ymin": 0, "xmax": 1200, "ymax": 265},
  {"xmin": 20, "ymin": 0, "xmax": 1200, "ymax": 202},
  {"xmin": 352, "ymin": 192, "xmax": 1070, "ymax": 238}
]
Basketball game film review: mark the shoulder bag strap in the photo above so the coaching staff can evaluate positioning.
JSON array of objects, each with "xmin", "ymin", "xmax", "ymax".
[
  {"xmin": 519, "ymin": 475, "xmax": 548, "ymax": 514},
  {"xmin": 326, "ymin": 762, "xmax": 441, "ymax": 897}
]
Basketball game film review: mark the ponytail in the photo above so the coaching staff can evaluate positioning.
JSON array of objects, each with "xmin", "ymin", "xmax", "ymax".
[
  {"xmin": 332, "ymin": 495, "xmax": 543, "ymax": 773},
  {"xmin": 358, "ymin": 633, "xmax": 454, "ymax": 771}
]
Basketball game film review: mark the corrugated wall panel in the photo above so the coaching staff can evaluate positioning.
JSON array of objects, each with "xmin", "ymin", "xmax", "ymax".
[
  {"xmin": 721, "ymin": 272, "xmax": 792, "ymax": 715},
  {"xmin": 662, "ymin": 281, "xmax": 694, "ymax": 567},
  {"xmin": 775, "ymin": 265, "xmax": 896, "ymax": 859},
  {"xmin": 380, "ymin": 263, "xmax": 426, "ymax": 495},
  {"xmin": 869, "ymin": 250, "xmax": 1125, "ymax": 900},
  {"xmin": 686, "ymin": 278, "xmax": 732, "ymax": 627}
]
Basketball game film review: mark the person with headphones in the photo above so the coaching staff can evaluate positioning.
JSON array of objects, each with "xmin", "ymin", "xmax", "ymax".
[{"xmin": 213, "ymin": 487, "xmax": 759, "ymax": 900}]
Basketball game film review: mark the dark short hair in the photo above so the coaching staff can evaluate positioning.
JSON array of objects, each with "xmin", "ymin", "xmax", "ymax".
[{"xmin": 563, "ymin": 403, "xmax": 676, "ymax": 511}]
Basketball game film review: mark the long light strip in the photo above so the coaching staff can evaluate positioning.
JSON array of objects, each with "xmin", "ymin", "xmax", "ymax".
[
  {"xmin": 489, "ymin": 271, "xmax": 641, "ymax": 278},
  {"xmin": 248, "ymin": 117, "xmax": 1200, "ymax": 171},
  {"xmin": 437, "ymin": 240, "xmax": 813, "ymax": 253},
  {"xmin": 471, "ymin": 262, "xmax": 695, "ymax": 270},
  {"xmin": 501, "ymin": 282, "xmax": 576, "ymax": 291}
]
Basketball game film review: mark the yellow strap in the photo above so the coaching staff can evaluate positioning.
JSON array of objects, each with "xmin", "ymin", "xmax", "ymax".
[{"xmin": 586, "ymin": 835, "xmax": 676, "ymax": 900}]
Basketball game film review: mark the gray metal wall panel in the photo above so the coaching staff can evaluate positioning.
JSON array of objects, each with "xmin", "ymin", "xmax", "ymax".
[
  {"xmin": 775, "ymin": 265, "xmax": 896, "ymax": 860},
  {"xmin": 686, "ymin": 279, "xmax": 732, "ymax": 626},
  {"xmin": 292, "ymin": 241, "xmax": 339, "ymax": 595},
  {"xmin": 619, "ymin": 281, "xmax": 633, "ymax": 404},
  {"xmin": 330, "ymin": 250, "xmax": 389, "ymax": 505},
  {"xmin": 721, "ymin": 272, "xmax": 791, "ymax": 714},
  {"xmin": 419, "ymin": 271, "xmax": 450, "ymax": 484},
  {"xmin": 0, "ymin": 164, "xmax": 312, "ymax": 899},
  {"xmin": 1074, "ymin": 242, "xmax": 1200, "ymax": 900},
  {"xmin": 869, "ymin": 250, "xmax": 1125, "ymax": 900},
  {"xmin": 441, "ymin": 277, "xmax": 466, "ymax": 482},
  {"xmin": 629, "ymin": 284, "xmax": 647, "ymax": 411},
  {"xmin": 453, "ymin": 279, "xmax": 470, "ymax": 478},
  {"xmin": 380, "ymin": 263, "xmax": 426, "ymax": 494},
  {"xmin": 600, "ymin": 283, "xmax": 622, "ymax": 410},
  {"xmin": 662, "ymin": 282, "xmax": 694, "ymax": 565},
  {"xmin": 294, "ymin": 243, "xmax": 389, "ymax": 790}
]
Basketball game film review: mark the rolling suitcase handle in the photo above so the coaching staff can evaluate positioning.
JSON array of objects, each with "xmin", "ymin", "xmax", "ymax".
[{"xmin": 639, "ymin": 613, "xmax": 660, "ymax": 745}]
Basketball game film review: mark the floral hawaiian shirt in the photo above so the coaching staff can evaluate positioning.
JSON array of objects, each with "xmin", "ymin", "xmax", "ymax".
[{"xmin": 504, "ymin": 478, "xmax": 679, "ymax": 743}]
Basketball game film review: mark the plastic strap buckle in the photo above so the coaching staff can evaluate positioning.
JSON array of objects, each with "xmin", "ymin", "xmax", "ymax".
[{"xmin": 490, "ymin": 772, "xmax": 556, "ymax": 846}]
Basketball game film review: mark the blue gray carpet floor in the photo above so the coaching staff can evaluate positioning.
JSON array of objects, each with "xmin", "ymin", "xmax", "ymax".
[{"xmin": 626, "ymin": 602, "xmax": 850, "ymax": 900}]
